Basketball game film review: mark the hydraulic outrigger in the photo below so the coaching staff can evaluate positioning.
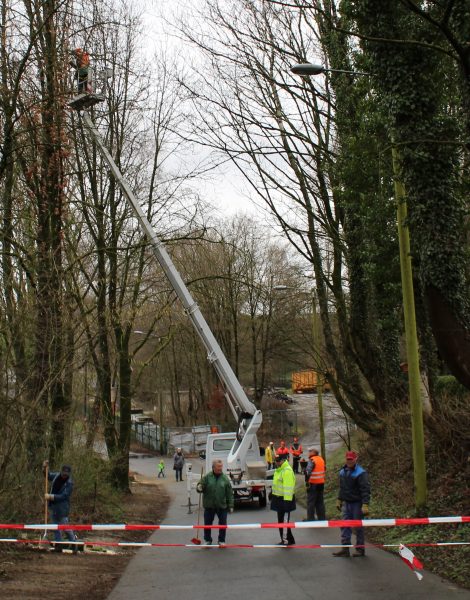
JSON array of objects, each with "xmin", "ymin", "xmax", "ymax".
[{"xmin": 69, "ymin": 92, "xmax": 262, "ymax": 477}]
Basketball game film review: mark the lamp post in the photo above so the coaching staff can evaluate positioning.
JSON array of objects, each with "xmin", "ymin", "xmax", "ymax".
[
  {"xmin": 290, "ymin": 62, "xmax": 427, "ymax": 509},
  {"xmin": 273, "ymin": 285, "xmax": 326, "ymax": 460},
  {"xmin": 310, "ymin": 290, "xmax": 326, "ymax": 462}
]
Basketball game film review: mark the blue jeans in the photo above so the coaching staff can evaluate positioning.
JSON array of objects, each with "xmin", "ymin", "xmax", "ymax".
[
  {"xmin": 340, "ymin": 501, "xmax": 364, "ymax": 548},
  {"xmin": 204, "ymin": 508, "xmax": 228, "ymax": 543},
  {"xmin": 307, "ymin": 484, "xmax": 326, "ymax": 521},
  {"xmin": 50, "ymin": 513, "xmax": 76, "ymax": 543}
]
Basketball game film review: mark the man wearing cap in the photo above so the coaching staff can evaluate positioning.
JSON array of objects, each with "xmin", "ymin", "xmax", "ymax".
[
  {"xmin": 305, "ymin": 448, "xmax": 326, "ymax": 521},
  {"xmin": 265, "ymin": 441, "xmax": 275, "ymax": 470},
  {"xmin": 270, "ymin": 454, "xmax": 296, "ymax": 545},
  {"xmin": 333, "ymin": 450, "xmax": 370, "ymax": 557},
  {"xmin": 290, "ymin": 436, "xmax": 303, "ymax": 474},
  {"xmin": 43, "ymin": 461, "xmax": 79, "ymax": 553}
]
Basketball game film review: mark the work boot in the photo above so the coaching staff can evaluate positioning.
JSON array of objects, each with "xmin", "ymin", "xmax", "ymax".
[
  {"xmin": 72, "ymin": 540, "xmax": 85, "ymax": 554},
  {"xmin": 352, "ymin": 548, "xmax": 365, "ymax": 557},
  {"xmin": 332, "ymin": 547, "xmax": 350, "ymax": 557},
  {"xmin": 53, "ymin": 543, "xmax": 63, "ymax": 553}
]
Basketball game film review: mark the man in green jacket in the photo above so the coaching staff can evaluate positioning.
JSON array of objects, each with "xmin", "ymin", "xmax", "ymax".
[{"xmin": 197, "ymin": 459, "xmax": 234, "ymax": 546}]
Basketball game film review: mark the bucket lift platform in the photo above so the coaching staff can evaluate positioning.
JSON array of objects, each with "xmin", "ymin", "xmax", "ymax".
[{"xmin": 69, "ymin": 92, "xmax": 105, "ymax": 111}]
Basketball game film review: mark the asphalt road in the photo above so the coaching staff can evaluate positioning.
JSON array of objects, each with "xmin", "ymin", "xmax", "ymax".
[
  {"xmin": 107, "ymin": 454, "xmax": 470, "ymax": 600},
  {"xmin": 291, "ymin": 392, "xmax": 350, "ymax": 452}
]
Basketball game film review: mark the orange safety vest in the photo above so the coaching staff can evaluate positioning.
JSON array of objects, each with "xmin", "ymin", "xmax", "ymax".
[{"xmin": 308, "ymin": 455, "xmax": 326, "ymax": 485}]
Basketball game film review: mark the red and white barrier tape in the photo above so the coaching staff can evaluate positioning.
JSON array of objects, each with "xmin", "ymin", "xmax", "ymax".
[
  {"xmin": 0, "ymin": 515, "xmax": 468, "ymax": 531},
  {"xmin": 0, "ymin": 538, "xmax": 468, "ymax": 549}
]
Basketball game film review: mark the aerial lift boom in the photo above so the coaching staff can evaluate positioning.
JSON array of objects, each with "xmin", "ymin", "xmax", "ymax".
[{"xmin": 75, "ymin": 107, "xmax": 262, "ymax": 475}]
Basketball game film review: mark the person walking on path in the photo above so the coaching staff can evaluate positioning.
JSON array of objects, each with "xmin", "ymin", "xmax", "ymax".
[
  {"xmin": 265, "ymin": 441, "xmax": 275, "ymax": 470},
  {"xmin": 270, "ymin": 454, "xmax": 296, "ymax": 546},
  {"xmin": 196, "ymin": 459, "xmax": 234, "ymax": 546},
  {"xmin": 173, "ymin": 448, "xmax": 185, "ymax": 482},
  {"xmin": 276, "ymin": 440, "xmax": 290, "ymax": 463},
  {"xmin": 290, "ymin": 437, "xmax": 303, "ymax": 474},
  {"xmin": 304, "ymin": 447, "xmax": 326, "ymax": 521},
  {"xmin": 43, "ymin": 461, "xmax": 80, "ymax": 553},
  {"xmin": 157, "ymin": 460, "xmax": 165, "ymax": 478},
  {"xmin": 333, "ymin": 450, "xmax": 370, "ymax": 557}
]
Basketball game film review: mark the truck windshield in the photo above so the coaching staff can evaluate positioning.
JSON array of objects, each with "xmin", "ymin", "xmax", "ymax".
[{"xmin": 213, "ymin": 439, "xmax": 252, "ymax": 451}]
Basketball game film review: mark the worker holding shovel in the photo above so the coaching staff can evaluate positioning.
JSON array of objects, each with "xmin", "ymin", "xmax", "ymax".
[
  {"xmin": 196, "ymin": 459, "xmax": 234, "ymax": 547},
  {"xmin": 43, "ymin": 461, "xmax": 82, "ymax": 553}
]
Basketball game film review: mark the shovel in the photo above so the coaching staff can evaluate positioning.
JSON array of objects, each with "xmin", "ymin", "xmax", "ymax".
[{"xmin": 191, "ymin": 468, "xmax": 204, "ymax": 545}]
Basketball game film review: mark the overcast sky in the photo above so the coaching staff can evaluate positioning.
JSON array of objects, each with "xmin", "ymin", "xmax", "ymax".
[{"xmin": 136, "ymin": 0, "xmax": 264, "ymax": 219}]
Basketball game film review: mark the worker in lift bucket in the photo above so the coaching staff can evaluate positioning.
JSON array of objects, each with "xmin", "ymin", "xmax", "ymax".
[{"xmin": 71, "ymin": 48, "xmax": 91, "ymax": 94}]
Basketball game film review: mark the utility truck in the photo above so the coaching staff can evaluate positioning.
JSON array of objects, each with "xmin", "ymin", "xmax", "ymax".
[
  {"xmin": 204, "ymin": 432, "xmax": 268, "ymax": 506},
  {"xmin": 70, "ymin": 87, "xmax": 270, "ymax": 507}
]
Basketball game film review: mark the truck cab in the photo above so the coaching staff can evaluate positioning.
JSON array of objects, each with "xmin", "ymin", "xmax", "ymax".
[{"xmin": 205, "ymin": 432, "xmax": 268, "ymax": 507}]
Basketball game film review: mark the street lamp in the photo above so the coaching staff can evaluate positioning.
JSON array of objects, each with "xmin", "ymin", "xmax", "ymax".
[
  {"xmin": 290, "ymin": 63, "xmax": 427, "ymax": 509},
  {"xmin": 290, "ymin": 63, "xmax": 370, "ymax": 76},
  {"xmin": 273, "ymin": 285, "xmax": 326, "ymax": 461}
]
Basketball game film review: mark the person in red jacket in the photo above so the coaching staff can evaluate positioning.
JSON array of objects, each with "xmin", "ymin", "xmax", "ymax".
[
  {"xmin": 276, "ymin": 440, "xmax": 290, "ymax": 462},
  {"xmin": 290, "ymin": 436, "xmax": 303, "ymax": 473}
]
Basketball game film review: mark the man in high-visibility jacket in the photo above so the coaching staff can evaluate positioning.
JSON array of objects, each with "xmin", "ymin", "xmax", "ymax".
[
  {"xmin": 269, "ymin": 454, "xmax": 296, "ymax": 545},
  {"xmin": 304, "ymin": 447, "xmax": 326, "ymax": 521},
  {"xmin": 290, "ymin": 436, "xmax": 303, "ymax": 473},
  {"xmin": 265, "ymin": 441, "xmax": 275, "ymax": 469}
]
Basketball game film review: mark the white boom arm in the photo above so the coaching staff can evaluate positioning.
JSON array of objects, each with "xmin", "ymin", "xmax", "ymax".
[{"xmin": 79, "ymin": 111, "xmax": 262, "ymax": 470}]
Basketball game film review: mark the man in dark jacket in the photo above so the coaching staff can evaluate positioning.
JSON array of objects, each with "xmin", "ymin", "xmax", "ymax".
[
  {"xmin": 43, "ymin": 461, "xmax": 79, "ymax": 553},
  {"xmin": 333, "ymin": 450, "xmax": 370, "ymax": 557},
  {"xmin": 196, "ymin": 459, "xmax": 234, "ymax": 546},
  {"xmin": 173, "ymin": 448, "xmax": 185, "ymax": 482}
]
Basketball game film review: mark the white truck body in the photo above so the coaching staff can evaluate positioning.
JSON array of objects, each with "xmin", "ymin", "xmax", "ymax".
[{"xmin": 205, "ymin": 432, "xmax": 270, "ymax": 506}]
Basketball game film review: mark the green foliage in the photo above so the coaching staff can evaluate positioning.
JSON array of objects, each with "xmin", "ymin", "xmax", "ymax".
[
  {"xmin": 434, "ymin": 375, "xmax": 469, "ymax": 399},
  {"xmin": 350, "ymin": 0, "xmax": 470, "ymax": 332}
]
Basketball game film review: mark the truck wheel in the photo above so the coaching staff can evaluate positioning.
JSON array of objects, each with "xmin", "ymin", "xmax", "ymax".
[{"xmin": 259, "ymin": 491, "xmax": 267, "ymax": 508}]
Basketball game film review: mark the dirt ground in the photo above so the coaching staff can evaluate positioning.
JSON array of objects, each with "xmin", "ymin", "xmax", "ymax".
[{"xmin": 0, "ymin": 476, "xmax": 170, "ymax": 600}]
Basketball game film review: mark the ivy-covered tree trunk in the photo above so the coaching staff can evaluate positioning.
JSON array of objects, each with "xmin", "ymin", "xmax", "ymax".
[
  {"xmin": 352, "ymin": 1, "xmax": 470, "ymax": 389},
  {"xmin": 316, "ymin": 1, "xmax": 406, "ymax": 413},
  {"xmin": 22, "ymin": 0, "xmax": 70, "ymax": 463}
]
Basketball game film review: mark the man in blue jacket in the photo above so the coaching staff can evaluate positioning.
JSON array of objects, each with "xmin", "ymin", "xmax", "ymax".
[
  {"xmin": 333, "ymin": 450, "xmax": 370, "ymax": 557},
  {"xmin": 43, "ymin": 461, "xmax": 80, "ymax": 553}
]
